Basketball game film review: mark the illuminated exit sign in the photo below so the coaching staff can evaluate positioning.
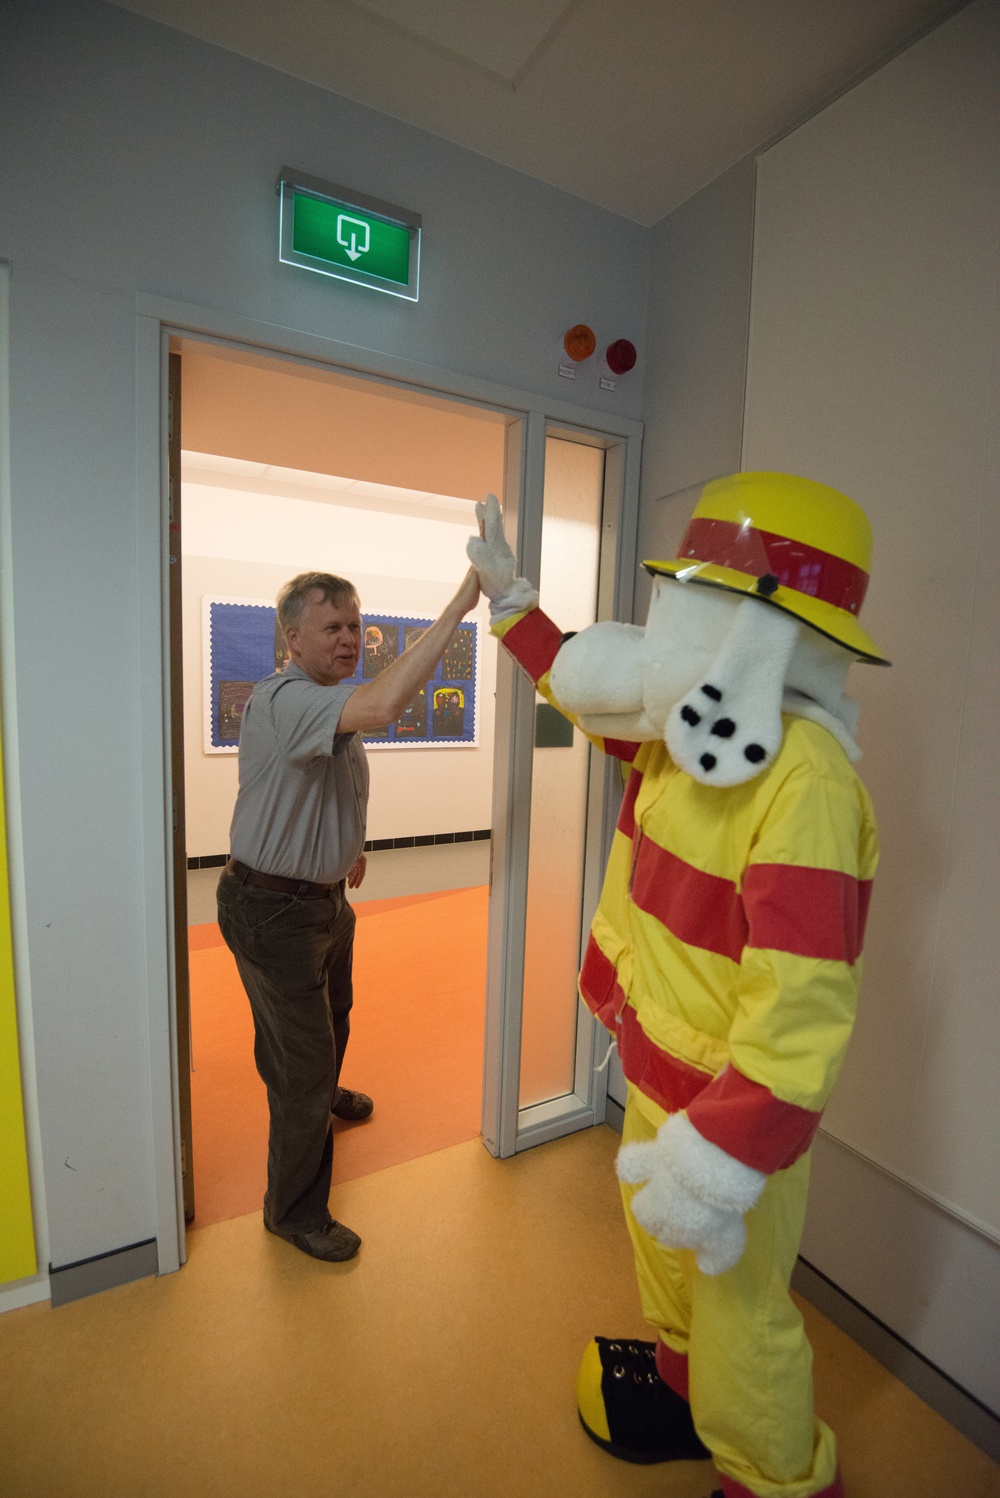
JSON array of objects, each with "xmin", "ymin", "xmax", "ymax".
[{"xmin": 278, "ymin": 167, "xmax": 421, "ymax": 301}]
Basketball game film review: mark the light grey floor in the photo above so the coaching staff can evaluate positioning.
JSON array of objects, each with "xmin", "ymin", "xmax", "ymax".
[{"xmin": 185, "ymin": 840, "xmax": 491, "ymax": 925}]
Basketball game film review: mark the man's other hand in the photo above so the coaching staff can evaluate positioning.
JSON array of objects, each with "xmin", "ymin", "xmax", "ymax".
[
  {"xmin": 454, "ymin": 565, "xmax": 481, "ymax": 616},
  {"xmin": 347, "ymin": 854, "xmax": 367, "ymax": 889}
]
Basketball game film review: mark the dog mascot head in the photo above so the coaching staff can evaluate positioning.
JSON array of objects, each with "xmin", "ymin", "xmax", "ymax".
[{"xmin": 547, "ymin": 471, "xmax": 888, "ymax": 785}]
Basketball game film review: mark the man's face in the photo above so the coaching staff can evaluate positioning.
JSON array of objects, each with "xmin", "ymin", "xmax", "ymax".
[{"xmin": 284, "ymin": 590, "xmax": 362, "ymax": 686}]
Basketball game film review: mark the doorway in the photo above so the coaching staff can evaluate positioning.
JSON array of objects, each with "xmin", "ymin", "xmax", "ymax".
[
  {"xmin": 145, "ymin": 308, "xmax": 642, "ymax": 1269},
  {"xmin": 170, "ymin": 339, "xmax": 508, "ymax": 1228}
]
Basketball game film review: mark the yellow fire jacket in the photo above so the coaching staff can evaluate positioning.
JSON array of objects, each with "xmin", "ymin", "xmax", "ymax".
[{"xmin": 495, "ymin": 606, "xmax": 879, "ymax": 1173}]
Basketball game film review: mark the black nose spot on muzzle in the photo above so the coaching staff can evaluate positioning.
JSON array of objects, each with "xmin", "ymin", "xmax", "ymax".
[
  {"xmin": 681, "ymin": 706, "xmax": 701, "ymax": 727},
  {"xmin": 744, "ymin": 744, "xmax": 767, "ymax": 764},
  {"xmin": 701, "ymin": 684, "xmax": 722, "ymax": 702},
  {"xmin": 710, "ymin": 718, "xmax": 736, "ymax": 739},
  {"xmin": 699, "ymin": 753, "xmax": 717, "ymax": 772}
]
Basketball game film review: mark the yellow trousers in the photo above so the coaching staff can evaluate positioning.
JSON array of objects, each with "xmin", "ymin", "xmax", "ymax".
[{"xmin": 620, "ymin": 1086, "xmax": 839, "ymax": 1498}]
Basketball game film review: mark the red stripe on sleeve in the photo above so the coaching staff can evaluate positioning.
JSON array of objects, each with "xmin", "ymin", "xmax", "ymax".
[
  {"xmin": 578, "ymin": 936, "xmax": 625, "ymax": 1030},
  {"xmin": 686, "ymin": 1065, "xmax": 821, "ymax": 1173},
  {"xmin": 742, "ymin": 863, "xmax": 872, "ymax": 964},
  {"xmin": 631, "ymin": 837, "xmax": 747, "ymax": 962},
  {"xmin": 602, "ymin": 737, "xmax": 639, "ymax": 762},
  {"xmin": 616, "ymin": 768, "xmax": 642, "ymax": 838},
  {"xmin": 499, "ymin": 608, "xmax": 564, "ymax": 685}
]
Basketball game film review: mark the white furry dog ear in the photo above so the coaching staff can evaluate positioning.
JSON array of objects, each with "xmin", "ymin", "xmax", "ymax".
[{"xmin": 665, "ymin": 598, "xmax": 800, "ymax": 786}]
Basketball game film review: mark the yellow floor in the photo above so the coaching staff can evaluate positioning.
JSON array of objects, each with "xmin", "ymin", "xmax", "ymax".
[{"xmin": 1, "ymin": 1126, "xmax": 997, "ymax": 1498}]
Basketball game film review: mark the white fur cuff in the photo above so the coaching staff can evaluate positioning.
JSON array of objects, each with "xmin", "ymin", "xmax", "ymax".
[
  {"xmin": 489, "ymin": 576, "xmax": 540, "ymax": 620},
  {"xmin": 663, "ymin": 1112, "xmax": 766, "ymax": 1214}
]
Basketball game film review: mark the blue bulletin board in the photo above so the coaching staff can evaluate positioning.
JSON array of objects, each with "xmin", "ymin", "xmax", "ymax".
[{"xmin": 203, "ymin": 597, "xmax": 478, "ymax": 752}]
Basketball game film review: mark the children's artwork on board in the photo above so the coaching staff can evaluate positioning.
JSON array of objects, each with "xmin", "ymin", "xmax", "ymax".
[
  {"xmin": 363, "ymin": 624, "xmax": 397, "ymax": 678},
  {"xmin": 204, "ymin": 601, "xmax": 479, "ymax": 752},
  {"xmin": 442, "ymin": 630, "xmax": 474, "ymax": 681},
  {"xmin": 433, "ymin": 687, "xmax": 465, "ymax": 738},
  {"xmin": 395, "ymin": 685, "xmax": 427, "ymax": 738},
  {"xmin": 218, "ymin": 680, "xmax": 255, "ymax": 743}
]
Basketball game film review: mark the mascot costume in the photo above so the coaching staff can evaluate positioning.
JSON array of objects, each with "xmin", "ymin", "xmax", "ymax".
[{"xmin": 468, "ymin": 472, "xmax": 885, "ymax": 1498}]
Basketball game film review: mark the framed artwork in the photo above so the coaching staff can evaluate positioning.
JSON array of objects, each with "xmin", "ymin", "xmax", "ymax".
[{"xmin": 202, "ymin": 599, "xmax": 478, "ymax": 752}]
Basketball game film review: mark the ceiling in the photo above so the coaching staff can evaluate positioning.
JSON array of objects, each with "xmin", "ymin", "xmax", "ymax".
[
  {"xmin": 181, "ymin": 451, "xmax": 479, "ymax": 527},
  {"xmin": 111, "ymin": 0, "xmax": 962, "ymax": 224}
]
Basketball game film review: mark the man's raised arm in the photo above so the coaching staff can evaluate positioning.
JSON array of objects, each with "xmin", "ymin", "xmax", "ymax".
[{"xmin": 337, "ymin": 567, "xmax": 481, "ymax": 734}]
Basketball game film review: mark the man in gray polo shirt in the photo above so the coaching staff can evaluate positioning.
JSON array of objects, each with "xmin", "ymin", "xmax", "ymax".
[{"xmin": 218, "ymin": 565, "xmax": 480, "ymax": 1262}]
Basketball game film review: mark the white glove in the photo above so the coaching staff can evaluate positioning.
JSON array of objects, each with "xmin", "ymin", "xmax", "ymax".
[
  {"xmin": 467, "ymin": 494, "xmax": 539, "ymax": 620},
  {"xmin": 616, "ymin": 1112, "xmax": 766, "ymax": 1276}
]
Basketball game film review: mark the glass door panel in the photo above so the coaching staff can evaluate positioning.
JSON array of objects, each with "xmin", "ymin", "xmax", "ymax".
[{"xmin": 517, "ymin": 437, "xmax": 605, "ymax": 1109}]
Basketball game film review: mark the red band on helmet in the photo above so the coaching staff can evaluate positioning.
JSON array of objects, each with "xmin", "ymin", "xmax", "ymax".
[{"xmin": 678, "ymin": 517, "xmax": 869, "ymax": 616}]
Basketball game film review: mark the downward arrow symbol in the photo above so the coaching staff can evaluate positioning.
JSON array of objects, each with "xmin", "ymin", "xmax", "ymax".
[{"xmin": 337, "ymin": 213, "xmax": 370, "ymax": 263}]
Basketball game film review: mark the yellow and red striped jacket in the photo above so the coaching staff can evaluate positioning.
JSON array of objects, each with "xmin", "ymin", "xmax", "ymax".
[{"xmin": 495, "ymin": 605, "xmax": 878, "ymax": 1174}]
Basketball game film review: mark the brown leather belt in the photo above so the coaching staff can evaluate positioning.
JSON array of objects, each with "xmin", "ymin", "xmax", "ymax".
[{"xmin": 226, "ymin": 858, "xmax": 340, "ymax": 899}]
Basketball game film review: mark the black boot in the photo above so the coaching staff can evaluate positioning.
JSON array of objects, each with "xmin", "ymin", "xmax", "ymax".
[{"xmin": 576, "ymin": 1336, "xmax": 711, "ymax": 1464}]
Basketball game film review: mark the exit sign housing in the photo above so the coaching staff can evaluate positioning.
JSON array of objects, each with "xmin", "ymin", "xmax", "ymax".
[{"xmin": 278, "ymin": 167, "xmax": 421, "ymax": 301}]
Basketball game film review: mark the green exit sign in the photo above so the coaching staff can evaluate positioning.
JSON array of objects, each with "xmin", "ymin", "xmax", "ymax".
[{"xmin": 278, "ymin": 167, "xmax": 421, "ymax": 301}]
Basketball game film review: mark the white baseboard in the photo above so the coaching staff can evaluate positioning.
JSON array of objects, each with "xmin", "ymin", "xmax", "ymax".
[{"xmin": 0, "ymin": 1272, "xmax": 50, "ymax": 1313}]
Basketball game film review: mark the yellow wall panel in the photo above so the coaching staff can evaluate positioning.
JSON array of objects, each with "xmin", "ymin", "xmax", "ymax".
[{"xmin": 0, "ymin": 703, "xmax": 35, "ymax": 1284}]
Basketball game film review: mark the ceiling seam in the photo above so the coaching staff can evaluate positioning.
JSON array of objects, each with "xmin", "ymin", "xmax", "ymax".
[{"xmin": 333, "ymin": 0, "xmax": 517, "ymax": 90}]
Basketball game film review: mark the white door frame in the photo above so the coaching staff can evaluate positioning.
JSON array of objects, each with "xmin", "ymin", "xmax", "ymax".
[{"xmin": 133, "ymin": 293, "xmax": 642, "ymax": 1271}]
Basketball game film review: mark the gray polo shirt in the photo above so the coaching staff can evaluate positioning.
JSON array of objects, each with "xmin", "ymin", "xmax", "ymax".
[{"xmin": 229, "ymin": 663, "xmax": 369, "ymax": 885}]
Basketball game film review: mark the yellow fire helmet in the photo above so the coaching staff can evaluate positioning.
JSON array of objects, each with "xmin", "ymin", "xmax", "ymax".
[{"xmin": 645, "ymin": 471, "xmax": 889, "ymax": 665}]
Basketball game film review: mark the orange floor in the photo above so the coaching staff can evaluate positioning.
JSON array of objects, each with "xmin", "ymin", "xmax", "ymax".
[{"xmin": 187, "ymin": 884, "xmax": 488, "ymax": 1228}]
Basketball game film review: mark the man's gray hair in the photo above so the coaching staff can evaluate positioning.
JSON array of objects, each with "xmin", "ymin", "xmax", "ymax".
[{"xmin": 276, "ymin": 572, "xmax": 360, "ymax": 638}]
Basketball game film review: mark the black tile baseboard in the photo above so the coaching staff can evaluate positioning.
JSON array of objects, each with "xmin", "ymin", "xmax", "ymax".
[
  {"xmin": 364, "ymin": 828, "xmax": 491, "ymax": 852},
  {"xmin": 187, "ymin": 832, "xmax": 492, "ymax": 869}
]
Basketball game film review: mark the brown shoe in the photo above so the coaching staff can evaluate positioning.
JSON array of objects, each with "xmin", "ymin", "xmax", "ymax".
[
  {"xmin": 265, "ymin": 1218, "xmax": 361, "ymax": 1261},
  {"xmin": 331, "ymin": 1087, "xmax": 374, "ymax": 1122}
]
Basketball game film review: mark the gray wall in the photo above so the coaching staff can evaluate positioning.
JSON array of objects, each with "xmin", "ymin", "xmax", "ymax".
[
  {"xmin": 0, "ymin": 0, "xmax": 650, "ymax": 1277},
  {"xmin": 634, "ymin": 156, "xmax": 755, "ymax": 621}
]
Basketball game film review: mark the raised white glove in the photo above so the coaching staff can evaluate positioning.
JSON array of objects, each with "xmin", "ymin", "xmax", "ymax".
[
  {"xmin": 616, "ymin": 1112, "xmax": 766, "ymax": 1276},
  {"xmin": 467, "ymin": 494, "xmax": 539, "ymax": 620}
]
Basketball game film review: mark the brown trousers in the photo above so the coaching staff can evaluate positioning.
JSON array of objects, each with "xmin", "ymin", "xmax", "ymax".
[{"xmin": 217, "ymin": 867, "xmax": 356, "ymax": 1233}]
